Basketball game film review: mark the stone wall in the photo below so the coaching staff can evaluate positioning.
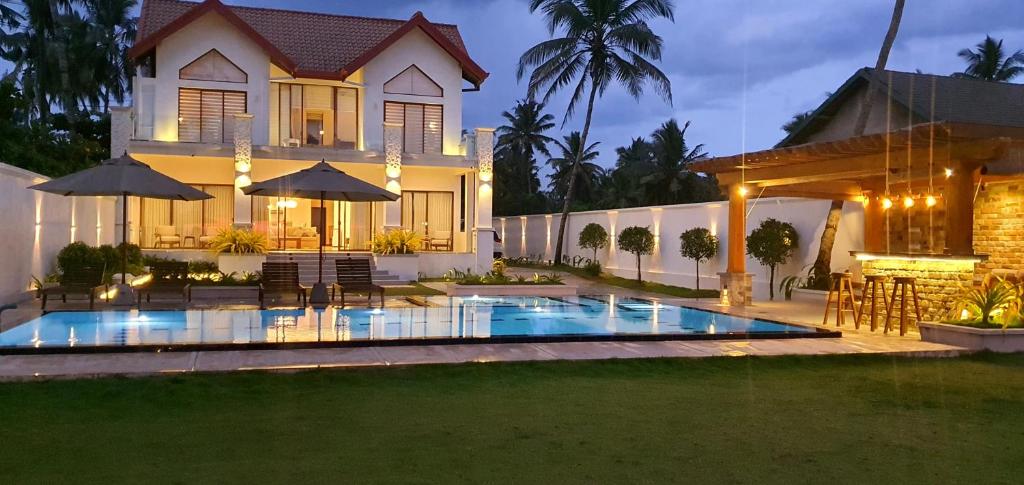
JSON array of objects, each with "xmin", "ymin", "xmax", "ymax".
[
  {"xmin": 860, "ymin": 258, "xmax": 975, "ymax": 324},
  {"xmin": 973, "ymin": 181, "xmax": 1024, "ymax": 279}
]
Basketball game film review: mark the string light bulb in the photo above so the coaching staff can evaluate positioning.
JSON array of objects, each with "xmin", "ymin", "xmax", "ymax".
[
  {"xmin": 903, "ymin": 195, "xmax": 915, "ymax": 208},
  {"xmin": 925, "ymin": 195, "xmax": 937, "ymax": 208},
  {"xmin": 881, "ymin": 197, "xmax": 893, "ymax": 210},
  {"xmin": 737, "ymin": 185, "xmax": 749, "ymax": 197},
  {"xmin": 944, "ymin": 167, "xmax": 954, "ymax": 178}
]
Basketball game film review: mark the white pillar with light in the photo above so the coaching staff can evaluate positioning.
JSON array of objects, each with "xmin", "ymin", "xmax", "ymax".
[
  {"xmin": 233, "ymin": 113, "xmax": 255, "ymax": 228},
  {"xmin": 383, "ymin": 121, "xmax": 403, "ymax": 231},
  {"xmin": 474, "ymin": 127, "xmax": 495, "ymax": 272}
]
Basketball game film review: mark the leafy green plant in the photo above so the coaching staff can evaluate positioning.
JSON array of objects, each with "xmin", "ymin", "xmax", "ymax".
[
  {"xmin": 443, "ymin": 267, "xmax": 563, "ymax": 285},
  {"xmin": 746, "ymin": 218, "xmax": 799, "ymax": 300},
  {"xmin": 57, "ymin": 242, "xmax": 105, "ymax": 273},
  {"xmin": 583, "ymin": 260, "xmax": 602, "ymax": 277},
  {"xmin": 209, "ymin": 228, "xmax": 268, "ymax": 255},
  {"xmin": 578, "ymin": 223, "xmax": 609, "ymax": 263},
  {"xmin": 952, "ymin": 277, "xmax": 1017, "ymax": 327},
  {"xmin": 618, "ymin": 226, "xmax": 656, "ymax": 283},
  {"xmin": 188, "ymin": 260, "xmax": 219, "ymax": 274},
  {"xmin": 679, "ymin": 227, "xmax": 719, "ymax": 292},
  {"xmin": 371, "ymin": 230, "xmax": 423, "ymax": 254},
  {"xmin": 779, "ymin": 265, "xmax": 814, "ymax": 301},
  {"xmin": 492, "ymin": 258, "xmax": 508, "ymax": 276}
]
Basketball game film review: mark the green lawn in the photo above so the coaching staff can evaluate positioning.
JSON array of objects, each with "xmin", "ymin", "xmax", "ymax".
[
  {"xmin": 511, "ymin": 262, "xmax": 720, "ymax": 298},
  {"xmin": 2, "ymin": 354, "xmax": 1024, "ymax": 483}
]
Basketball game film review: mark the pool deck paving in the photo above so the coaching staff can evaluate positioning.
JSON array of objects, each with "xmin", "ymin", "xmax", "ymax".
[{"xmin": 0, "ymin": 270, "xmax": 967, "ymax": 380}]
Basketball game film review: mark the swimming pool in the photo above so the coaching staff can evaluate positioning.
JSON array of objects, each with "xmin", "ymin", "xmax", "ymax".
[{"xmin": 0, "ymin": 296, "xmax": 832, "ymax": 352}]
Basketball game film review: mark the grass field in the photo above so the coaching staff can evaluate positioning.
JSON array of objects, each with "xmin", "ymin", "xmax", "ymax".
[
  {"xmin": 2, "ymin": 354, "xmax": 1023, "ymax": 483},
  {"xmin": 510, "ymin": 262, "xmax": 720, "ymax": 298}
]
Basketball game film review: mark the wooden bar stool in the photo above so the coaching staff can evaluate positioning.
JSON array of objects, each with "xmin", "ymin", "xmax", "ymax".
[
  {"xmin": 884, "ymin": 276, "xmax": 922, "ymax": 336},
  {"xmin": 856, "ymin": 274, "xmax": 889, "ymax": 331},
  {"xmin": 823, "ymin": 272, "xmax": 858, "ymax": 327}
]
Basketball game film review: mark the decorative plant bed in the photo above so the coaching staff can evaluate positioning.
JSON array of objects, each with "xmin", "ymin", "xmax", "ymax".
[
  {"xmin": 187, "ymin": 285, "xmax": 261, "ymax": 302},
  {"xmin": 445, "ymin": 283, "xmax": 577, "ymax": 297},
  {"xmin": 918, "ymin": 322, "xmax": 1024, "ymax": 352}
]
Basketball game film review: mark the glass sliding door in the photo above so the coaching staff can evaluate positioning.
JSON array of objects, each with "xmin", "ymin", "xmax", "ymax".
[
  {"xmin": 271, "ymin": 83, "xmax": 358, "ymax": 149},
  {"xmin": 401, "ymin": 191, "xmax": 454, "ymax": 251},
  {"xmin": 139, "ymin": 185, "xmax": 234, "ymax": 248}
]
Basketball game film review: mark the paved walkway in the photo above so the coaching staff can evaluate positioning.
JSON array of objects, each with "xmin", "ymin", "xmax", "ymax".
[{"xmin": 0, "ymin": 269, "xmax": 967, "ymax": 380}]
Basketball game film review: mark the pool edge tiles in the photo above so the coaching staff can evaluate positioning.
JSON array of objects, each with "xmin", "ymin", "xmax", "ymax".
[{"xmin": 0, "ymin": 297, "xmax": 841, "ymax": 354}]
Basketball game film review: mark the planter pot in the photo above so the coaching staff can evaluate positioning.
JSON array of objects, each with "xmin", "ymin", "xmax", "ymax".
[
  {"xmin": 188, "ymin": 285, "xmax": 261, "ymax": 303},
  {"xmin": 373, "ymin": 254, "xmax": 419, "ymax": 282},
  {"xmin": 446, "ymin": 283, "xmax": 578, "ymax": 297},
  {"xmin": 919, "ymin": 322, "xmax": 1024, "ymax": 352},
  {"xmin": 217, "ymin": 254, "xmax": 266, "ymax": 275}
]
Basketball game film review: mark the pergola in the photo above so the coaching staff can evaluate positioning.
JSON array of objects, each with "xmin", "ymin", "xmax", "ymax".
[{"xmin": 692, "ymin": 121, "xmax": 1024, "ymax": 306}]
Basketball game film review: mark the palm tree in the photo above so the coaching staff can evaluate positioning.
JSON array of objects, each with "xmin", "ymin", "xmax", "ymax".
[
  {"xmin": 495, "ymin": 99, "xmax": 556, "ymax": 195},
  {"xmin": 86, "ymin": 0, "xmax": 137, "ymax": 111},
  {"xmin": 597, "ymin": 169, "xmax": 640, "ymax": 209},
  {"xmin": 640, "ymin": 119, "xmax": 707, "ymax": 205},
  {"xmin": 614, "ymin": 136, "xmax": 654, "ymax": 175},
  {"xmin": 518, "ymin": 0, "xmax": 674, "ymax": 265},
  {"xmin": 2, "ymin": 0, "xmax": 78, "ymax": 121},
  {"xmin": 548, "ymin": 132, "xmax": 603, "ymax": 208},
  {"xmin": 781, "ymin": 110, "xmax": 812, "ymax": 135},
  {"xmin": 957, "ymin": 36, "xmax": 1024, "ymax": 82}
]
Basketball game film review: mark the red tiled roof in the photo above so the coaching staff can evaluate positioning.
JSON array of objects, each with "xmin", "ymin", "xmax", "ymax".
[{"xmin": 130, "ymin": 0, "xmax": 487, "ymax": 85}]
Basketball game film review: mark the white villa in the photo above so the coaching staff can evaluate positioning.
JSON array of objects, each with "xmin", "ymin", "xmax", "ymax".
[{"xmin": 115, "ymin": 0, "xmax": 494, "ymax": 272}]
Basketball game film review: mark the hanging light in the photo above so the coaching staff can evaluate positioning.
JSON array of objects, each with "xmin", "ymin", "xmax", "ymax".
[
  {"xmin": 903, "ymin": 195, "xmax": 915, "ymax": 208},
  {"xmin": 737, "ymin": 185, "xmax": 749, "ymax": 197},
  {"xmin": 925, "ymin": 195, "xmax": 937, "ymax": 207},
  {"xmin": 881, "ymin": 197, "xmax": 893, "ymax": 210},
  {"xmin": 944, "ymin": 167, "xmax": 954, "ymax": 178}
]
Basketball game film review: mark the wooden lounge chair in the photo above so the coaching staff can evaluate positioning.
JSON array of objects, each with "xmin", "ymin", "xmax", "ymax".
[
  {"xmin": 136, "ymin": 261, "xmax": 190, "ymax": 309},
  {"xmin": 41, "ymin": 265, "xmax": 106, "ymax": 311},
  {"xmin": 259, "ymin": 262, "xmax": 307, "ymax": 309},
  {"xmin": 332, "ymin": 258, "xmax": 384, "ymax": 308}
]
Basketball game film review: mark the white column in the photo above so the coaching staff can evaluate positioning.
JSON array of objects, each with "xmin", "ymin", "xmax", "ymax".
[
  {"xmin": 233, "ymin": 113, "xmax": 254, "ymax": 228},
  {"xmin": 474, "ymin": 128, "xmax": 495, "ymax": 271},
  {"xmin": 383, "ymin": 121, "xmax": 403, "ymax": 231},
  {"xmin": 110, "ymin": 106, "xmax": 132, "ymax": 244}
]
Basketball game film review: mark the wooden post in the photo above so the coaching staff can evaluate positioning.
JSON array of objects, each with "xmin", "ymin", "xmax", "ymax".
[
  {"xmin": 727, "ymin": 184, "xmax": 747, "ymax": 273},
  {"xmin": 863, "ymin": 196, "xmax": 885, "ymax": 252},
  {"xmin": 944, "ymin": 160, "xmax": 976, "ymax": 256}
]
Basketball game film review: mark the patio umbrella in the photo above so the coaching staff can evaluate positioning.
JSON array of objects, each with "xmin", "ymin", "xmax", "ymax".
[
  {"xmin": 29, "ymin": 152, "xmax": 212, "ymax": 305},
  {"xmin": 243, "ymin": 160, "xmax": 399, "ymax": 306}
]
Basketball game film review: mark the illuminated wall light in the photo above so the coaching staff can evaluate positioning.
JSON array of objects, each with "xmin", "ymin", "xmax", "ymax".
[
  {"xmin": 881, "ymin": 197, "xmax": 893, "ymax": 210},
  {"xmin": 925, "ymin": 195, "xmax": 937, "ymax": 207},
  {"xmin": 737, "ymin": 185, "xmax": 749, "ymax": 197},
  {"xmin": 479, "ymin": 182, "xmax": 492, "ymax": 194},
  {"xmin": 385, "ymin": 165, "xmax": 402, "ymax": 179},
  {"xmin": 861, "ymin": 194, "xmax": 870, "ymax": 207},
  {"xmin": 903, "ymin": 195, "xmax": 915, "ymax": 208},
  {"xmin": 234, "ymin": 160, "xmax": 251, "ymax": 173},
  {"xmin": 234, "ymin": 174, "xmax": 252, "ymax": 187},
  {"xmin": 385, "ymin": 179, "xmax": 401, "ymax": 194},
  {"xmin": 944, "ymin": 167, "xmax": 954, "ymax": 178}
]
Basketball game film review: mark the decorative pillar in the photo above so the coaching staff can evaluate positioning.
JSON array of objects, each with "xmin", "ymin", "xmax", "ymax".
[
  {"xmin": 233, "ymin": 113, "xmax": 254, "ymax": 229},
  {"xmin": 110, "ymin": 106, "xmax": 132, "ymax": 244},
  {"xmin": 863, "ymin": 195, "xmax": 886, "ymax": 253},
  {"xmin": 944, "ymin": 160, "xmax": 976, "ymax": 256},
  {"xmin": 474, "ymin": 127, "xmax": 495, "ymax": 272},
  {"xmin": 719, "ymin": 184, "xmax": 752, "ymax": 306},
  {"xmin": 383, "ymin": 121, "xmax": 403, "ymax": 231}
]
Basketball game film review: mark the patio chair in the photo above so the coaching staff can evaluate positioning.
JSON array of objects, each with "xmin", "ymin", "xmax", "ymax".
[
  {"xmin": 332, "ymin": 258, "xmax": 384, "ymax": 308},
  {"xmin": 259, "ymin": 262, "xmax": 307, "ymax": 309},
  {"xmin": 429, "ymin": 230, "xmax": 452, "ymax": 251},
  {"xmin": 41, "ymin": 265, "xmax": 106, "ymax": 311},
  {"xmin": 154, "ymin": 225, "xmax": 182, "ymax": 248},
  {"xmin": 136, "ymin": 261, "xmax": 190, "ymax": 309}
]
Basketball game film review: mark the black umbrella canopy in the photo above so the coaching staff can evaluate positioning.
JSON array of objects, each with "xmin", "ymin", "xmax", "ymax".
[
  {"xmin": 242, "ymin": 160, "xmax": 399, "ymax": 202},
  {"xmin": 29, "ymin": 152, "xmax": 213, "ymax": 200}
]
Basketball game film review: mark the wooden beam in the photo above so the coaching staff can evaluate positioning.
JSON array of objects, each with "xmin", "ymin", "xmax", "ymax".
[
  {"xmin": 727, "ymin": 185, "xmax": 746, "ymax": 273},
  {"xmin": 944, "ymin": 160, "xmax": 977, "ymax": 255}
]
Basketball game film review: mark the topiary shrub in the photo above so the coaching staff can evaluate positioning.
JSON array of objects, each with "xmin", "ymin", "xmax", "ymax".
[
  {"xmin": 746, "ymin": 218, "xmax": 800, "ymax": 300},
  {"xmin": 679, "ymin": 227, "xmax": 719, "ymax": 292},
  {"xmin": 578, "ymin": 223, "xmax": 609, "ymax": 264},
  {"xmin": 618, "ymin": 226, "xmax": 656, "ymax": 283},
  {"xmin": 56, "ymin": 242, "xmax": 104, "ymax": 273}
]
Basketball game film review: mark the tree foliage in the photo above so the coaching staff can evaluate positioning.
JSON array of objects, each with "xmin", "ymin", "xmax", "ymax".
[
  {"xmin": 679, "ymin": 227, "xmax": 718, "ymax": 292},
  {"xmin": 957, "ymin": 35, "xmax": 1024, "ymax": 82},
  {"xmin": 494, "ymin": 99, "xmax": 554, "ymax": 216},
  {"xmin": 577, "ymin": 222, "xmax": 608, "ymax": 261},
  {"xmin": 618, "ymin": 225, "xmax": 655, "ymax": 282},
  {"xmin": 746, "ymin": 218, "xmax": 799, "ymax": 300}
]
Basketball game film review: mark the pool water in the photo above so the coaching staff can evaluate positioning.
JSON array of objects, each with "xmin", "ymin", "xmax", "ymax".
[{"xmin": 0, "ymin": 295, "xmax": 816, "ymax": 350}]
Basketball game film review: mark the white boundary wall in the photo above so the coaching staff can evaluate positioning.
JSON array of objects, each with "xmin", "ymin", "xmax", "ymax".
[
  {"xmin": 496, "ymin": 198, "xmax": 863, "ymax": 300},
  {"xmin": 0, "ymin": 163, "xmax": 116, "ymax": 304}
]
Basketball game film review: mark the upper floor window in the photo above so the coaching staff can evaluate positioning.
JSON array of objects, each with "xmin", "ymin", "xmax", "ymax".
[
  {"xmin": 179, "ymin": 49, "xmax": 247, "ymax": 83},
  {"xmin": 272, "ymin": 83, "xmax": 358, "ymax": 149},
  {"xmin": 178, "ymin": 88, "xmax": 246, "ymax": 144},
  {"xmin": 384, "ymin": 65, "xmax": 442, "ymax": 97},
  {"xmin": 385, "ymin": 102, "xmax": 442, "ymax": 154}
]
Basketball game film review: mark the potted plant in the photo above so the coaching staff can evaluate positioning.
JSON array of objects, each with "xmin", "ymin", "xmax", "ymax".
[
  {"xmin": 678, "ymin": 227, "xmax": 719, "ymax": 293},
  {"xmin": 209, "ymin": 227, "xmax": 268, "ymax": 275},
  {"xmin": 918, "ymin": 276, "xmax": 1024, "ymax": 352},
  {"xmin": 746, "ymin": 218, "xmax": 799, "ymax": 300},
  {"xmin": 371, "ymin": 229, "xmax": 422, "ymax": 282}
]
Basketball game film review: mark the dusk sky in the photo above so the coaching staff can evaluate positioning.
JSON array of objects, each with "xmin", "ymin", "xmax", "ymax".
[{"xmin": 173, "ymin": 1, "xmax": 1024, "ymax": 174}]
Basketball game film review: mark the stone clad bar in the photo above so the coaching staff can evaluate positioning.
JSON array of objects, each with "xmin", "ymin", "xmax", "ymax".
[{"xmin": 852, "ymin": 252, "xmax": 984, "ymax": 322}]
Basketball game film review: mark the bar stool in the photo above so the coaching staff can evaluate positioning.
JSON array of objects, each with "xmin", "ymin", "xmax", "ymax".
[
  {"xmin": 823, "ymin": 272, "xmax": 858, "ymax": 327},
  {"xmin": 856, "ymin": 274, "xmax": 889, "ymax": 331},
  {"xmin": 884, "ymin": 276, "xmax": 922, "ymax": 336}
]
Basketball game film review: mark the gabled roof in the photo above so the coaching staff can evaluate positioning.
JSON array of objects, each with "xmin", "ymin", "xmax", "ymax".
[
  {"xmin": 129, "ymin": 0, "xmax": 488, "ymax": 86},
  {"xmin": 778, "ymin": 68, "xmax": 1024, "ymax": 147}
]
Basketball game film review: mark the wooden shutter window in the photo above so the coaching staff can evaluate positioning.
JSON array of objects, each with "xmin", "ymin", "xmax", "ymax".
[
  {"xmin": 423, "ymin": 105, "xmax": 442, "ymax": 154},
  {"xmin": 178, "ymin": 89, "xmax": 202, "ymax": 143}
]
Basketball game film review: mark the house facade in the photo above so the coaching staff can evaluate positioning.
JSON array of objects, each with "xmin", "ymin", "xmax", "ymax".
[{"xmin": 114, "ymin": 0, "xmax": 494, "ymax": 271}]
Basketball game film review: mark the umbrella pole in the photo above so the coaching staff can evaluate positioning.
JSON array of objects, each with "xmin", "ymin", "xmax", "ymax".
[
  {"xmin": 121, "ymin": 192, "xmax": 128, "ymax": 284},
  {"xmin": 310, "ymin": 190, "xmax": 330, "ymax": 308}
]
